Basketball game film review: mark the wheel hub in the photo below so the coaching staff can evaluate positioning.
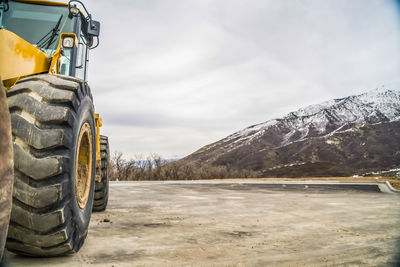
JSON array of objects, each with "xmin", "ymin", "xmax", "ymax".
[{"xmin": 75, "ymin": 122, "xmax": 92, "ymax": 209}]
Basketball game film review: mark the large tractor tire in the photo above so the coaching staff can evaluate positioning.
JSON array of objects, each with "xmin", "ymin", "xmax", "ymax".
[
  {"xmin": 5, "ymin": 74, "xmax": 96, "ymax": 256},
  {"xmin": 0, "ymin": 80, "xmax": 14, "ymax": 261},
  {"xmin": 93, "ymin": 135, "xmax": 109, "ymax": 212}
]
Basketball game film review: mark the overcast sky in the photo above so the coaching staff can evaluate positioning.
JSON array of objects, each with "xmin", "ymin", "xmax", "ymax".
[{"xmin": 83, "ymin": 0, "xmax": 400, "ymax": 159}]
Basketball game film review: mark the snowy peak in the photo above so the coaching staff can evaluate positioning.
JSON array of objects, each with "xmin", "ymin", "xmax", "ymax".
[
  {"xmin": 225, "ymin": 86, "xmax": 400, "ymax": 148},
  {"xmin": 287, "ymin": 85, "xmax": 400, "ymax": 125},
  {"xmin": 293, "ymin": 84, "xmax": 400, "ymax": 118},
  {"xmin": 183, "ymin": 85, "xmax": 400, "ymax": 177}
]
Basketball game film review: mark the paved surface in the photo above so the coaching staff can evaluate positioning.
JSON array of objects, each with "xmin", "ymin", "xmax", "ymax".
[{"xmin": 4, "ymin": 181, "xmax": 400, "ymax": 266}]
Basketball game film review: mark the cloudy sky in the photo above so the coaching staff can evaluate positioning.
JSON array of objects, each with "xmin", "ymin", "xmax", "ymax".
[{"xmin": 83, "ymin": 0, "xmax": 400, "ymax": 159}]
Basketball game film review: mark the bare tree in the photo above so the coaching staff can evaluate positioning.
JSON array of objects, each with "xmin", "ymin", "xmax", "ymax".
[{"xmin": 108, "ymin": 151, "xmax": 262, "ymax": 181}]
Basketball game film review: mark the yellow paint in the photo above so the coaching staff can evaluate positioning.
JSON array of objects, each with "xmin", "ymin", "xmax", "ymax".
[
  {"xmin": 1, "ymin": 5, "xmax": 106, "ymax": 170},
  {"xmin": 12, "ymin": 0, "xmax": 68, "ymax": 7},
  {"xmin": 95, "ymin": 113, "xmax": 103, "ymax": 182},
  {"xmin": 75, "ymin": 122, "xmax": 93, "ymax": 209},
  {"xmin": 0, "ymin": 29, "xmax": 50, "ymax": 87},
  {"xmin": 49, "ymin": 33, "xmax": 78, "ymax": 74}
]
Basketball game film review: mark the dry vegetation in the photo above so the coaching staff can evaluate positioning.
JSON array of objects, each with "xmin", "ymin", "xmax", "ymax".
[
  {"xmin": 109, "ymin": 152, "xmax": 400, "ymax": 189},
  {"xmin": 109, "ymin": 152, "xmax": 259, "ymax": 181}
]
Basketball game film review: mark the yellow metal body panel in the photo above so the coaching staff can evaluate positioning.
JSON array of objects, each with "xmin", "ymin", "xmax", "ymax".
[
  {"xmin": 95, "ymin": 113, "xmax": 103, "ymax": 182},
  {"xmin": 12, "ymin": 0, "xmax": 68, "ymax": 7},
  {"xmin": 0, "ymin": 29, "xmax": 50, "ymax": 87}
]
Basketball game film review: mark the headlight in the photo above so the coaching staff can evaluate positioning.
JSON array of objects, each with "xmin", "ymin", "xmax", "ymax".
[
  {"xmin": 69, "ymin": 6, "xmax": 80, "ymax": 16},
  {"xmin": 62, "ymin": 37, "xmax": 75, "ymax": 48}
]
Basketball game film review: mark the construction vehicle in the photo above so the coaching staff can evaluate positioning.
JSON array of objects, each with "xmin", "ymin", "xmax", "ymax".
[{"xmin": 0, "ymin": 0, "xmax": 110, "ymax": 258}]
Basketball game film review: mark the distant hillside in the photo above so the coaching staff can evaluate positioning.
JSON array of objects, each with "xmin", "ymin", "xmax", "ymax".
[{"xmin": 182, "ymin": 85, "xmax": 400, "ymax": 177}]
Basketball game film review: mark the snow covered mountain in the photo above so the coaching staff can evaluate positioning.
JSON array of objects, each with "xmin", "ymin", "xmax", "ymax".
[{"xmin": 183, "ymin": 85, "xmax": 400, "ymax": 177}]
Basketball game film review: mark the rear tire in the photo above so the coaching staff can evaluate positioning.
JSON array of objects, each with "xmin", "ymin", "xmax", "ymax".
[
  {"xmin": 5, "ymin": 74, "xmax": 96, "ymax": 256},
  {"xmin": 0, "ymin": 80, "xmax": 13, "ymax": 261},
  {"xmin": 93, "ymin": 135, "xmax": 109, "ymax": 212}
]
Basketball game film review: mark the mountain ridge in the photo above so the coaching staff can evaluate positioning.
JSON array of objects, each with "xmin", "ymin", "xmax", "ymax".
[{"xmin": 182, "ymin": 85, "xmax": 400, "ymax": 177}]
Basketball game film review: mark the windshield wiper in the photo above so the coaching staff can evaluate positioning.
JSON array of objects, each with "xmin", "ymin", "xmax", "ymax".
[{"xmin": 36, "ymin": 14, "xmax": 63, "ymax": 50}]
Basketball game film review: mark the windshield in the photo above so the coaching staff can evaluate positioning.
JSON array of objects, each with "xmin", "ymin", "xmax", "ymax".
[{"xmin": 2, "ymin": 1, "xmax": 75, "ymax": 56}]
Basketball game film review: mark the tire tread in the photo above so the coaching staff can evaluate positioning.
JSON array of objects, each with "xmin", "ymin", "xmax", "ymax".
[
  {"xmin": 92, "ymin": 135, "xmax": 109, "ymax": 212},
  {"xmin": 6, "ymin": 74, "xmax": 94, "ymax": 256}
]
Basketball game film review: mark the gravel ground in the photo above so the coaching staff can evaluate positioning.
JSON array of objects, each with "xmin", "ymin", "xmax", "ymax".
[{"xmin": 4, "ymin": 181, "xmax": 400, "ymax": 266}]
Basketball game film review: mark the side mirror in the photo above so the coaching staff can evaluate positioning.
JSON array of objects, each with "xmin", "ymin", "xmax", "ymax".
[{"xmin": 87, "ymin": 20, "xmax": 100, "ymax": 37}]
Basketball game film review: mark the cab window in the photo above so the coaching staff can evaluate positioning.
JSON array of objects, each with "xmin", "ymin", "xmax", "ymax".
[{"xmin": 2, "ymin": 2, "xmax": 74, "ymax": 56}]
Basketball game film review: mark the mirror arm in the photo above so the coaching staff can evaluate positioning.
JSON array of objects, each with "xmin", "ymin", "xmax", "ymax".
[{"xmin": 68, "ymin": 0, "xmax": 90, "ymax": 18}]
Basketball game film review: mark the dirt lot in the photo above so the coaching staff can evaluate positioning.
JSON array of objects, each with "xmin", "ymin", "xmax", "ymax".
[{"xmin": 4, "ymin": 181, "xmax": 400, "ymax": 266}]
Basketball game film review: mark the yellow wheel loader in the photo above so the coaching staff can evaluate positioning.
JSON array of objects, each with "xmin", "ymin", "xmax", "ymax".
[{"xmin": 0, "ymin": 0, "xmax": 109, "ymax": 258}]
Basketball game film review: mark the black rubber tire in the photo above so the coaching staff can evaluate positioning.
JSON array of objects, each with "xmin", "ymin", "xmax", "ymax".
[
  {"xmin": 0, "ymin": 80, "xmax": 13, "ymax": 261},
  {"xmin": 93, "ymin": 135, "xmax": 109, "ymax": 212},
  {"xmin": 5, "ymin": 74, "xmax": 96, "ymax": 256}
]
